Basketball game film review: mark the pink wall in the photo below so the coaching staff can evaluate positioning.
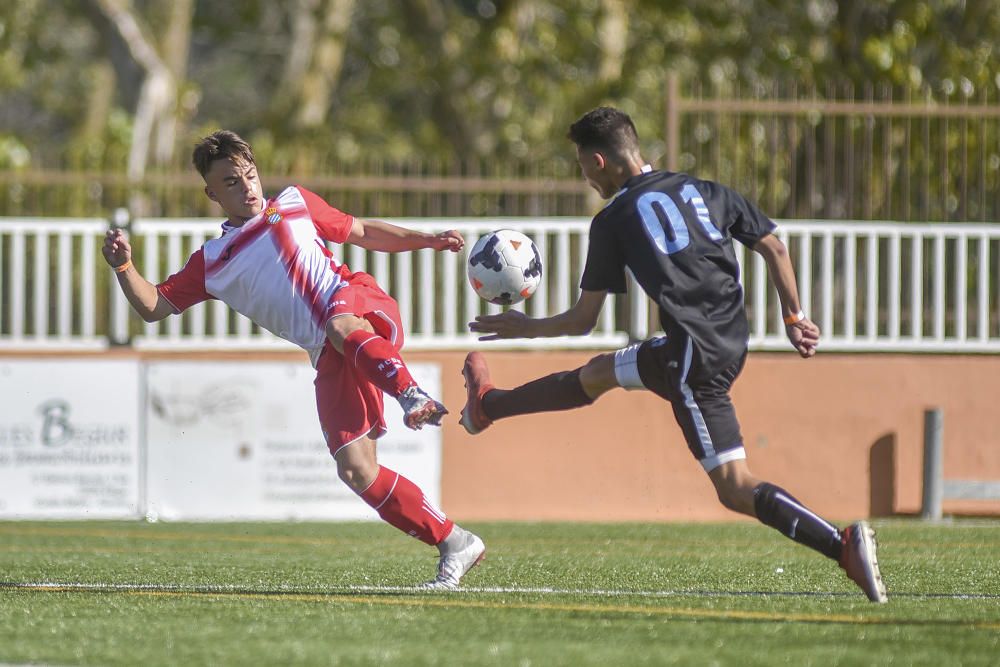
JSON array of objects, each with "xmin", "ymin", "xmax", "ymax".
[
  {"xmin": 9, "ymin": 349, "xmax": 997, "ymax": 521},
  {"xmin": 412, "ymin": 351, "xmax": 1000, "ymax": 522}
]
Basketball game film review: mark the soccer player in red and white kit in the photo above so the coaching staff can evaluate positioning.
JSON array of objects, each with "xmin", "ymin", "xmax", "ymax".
[{"xmin": 102, "ymin": 130, "xmax": 485, "ymax": 589}]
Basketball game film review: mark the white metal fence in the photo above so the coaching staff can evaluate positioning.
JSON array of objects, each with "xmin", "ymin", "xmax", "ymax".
[
  {"xmin": 736, "ymin": 221, "xmax": 1000, "ymax": 352},
  {"xmin": 0, "ymin": 218, "xmax": 107, "ymax": 349},
  {"xmin": 2, "ymin": 216, "xmax": 1000, "ymax": 352}
]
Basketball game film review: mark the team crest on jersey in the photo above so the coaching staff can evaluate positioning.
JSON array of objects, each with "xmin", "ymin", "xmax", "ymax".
[{"xmin": 265, "ymin": 207, "xmax": 282, "ymax": 225}]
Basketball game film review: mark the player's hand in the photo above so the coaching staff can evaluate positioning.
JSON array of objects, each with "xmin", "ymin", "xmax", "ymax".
[
  {"xmin": 786, "ymin": 317, "xmax": 820, "ymax": 358},
  {"xmin": 429, "ymin": 230, "xmax": 464, "ymax": 252},
  {"xmin": 469, "ymin": 309, "xmax": 531, "ymax": 341},
  {"xmin": 102, "ymin": 228, "xmax": 132, "ymax": 269}
]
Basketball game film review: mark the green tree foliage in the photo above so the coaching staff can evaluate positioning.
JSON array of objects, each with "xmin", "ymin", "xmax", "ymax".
[{"xmin": 2, "ymin": 0, "xmax": 1000, "ymax": 171}]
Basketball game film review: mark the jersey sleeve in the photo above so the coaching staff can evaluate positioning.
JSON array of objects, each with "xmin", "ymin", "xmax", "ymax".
[
  {"xmin": 580, "ymin": 215, "xmax": 628, "ymax": 293},
  {"xmin": 726, "ymin": 186, "xmax": 777, "ymax": 248},
  {"xmin": 156, "ymin": 249, "xmax": 212, "ymax": 313},
  {"xmin": 297, "ymin": 186, "xmax": 355, "ymax": 244}
]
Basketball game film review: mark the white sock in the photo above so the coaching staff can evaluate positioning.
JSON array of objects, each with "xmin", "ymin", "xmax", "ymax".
[{"xmin": 438, "ymin": 524, "xmax": 470, "ymax": 555}]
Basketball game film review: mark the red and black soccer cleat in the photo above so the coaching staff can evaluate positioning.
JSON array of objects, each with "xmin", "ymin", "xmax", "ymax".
[{"xmin": 460, "ymin": 352, "xmax": 495, "ymax": 435}]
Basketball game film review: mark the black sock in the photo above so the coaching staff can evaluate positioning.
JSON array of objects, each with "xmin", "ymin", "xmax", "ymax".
[
  {"xmin": 483, "ymin": 369, "xmax": 594, "ymax": 421},
  {"xmin": 753, "ymin": 483, "xmax": 843, "ymax": 561}
]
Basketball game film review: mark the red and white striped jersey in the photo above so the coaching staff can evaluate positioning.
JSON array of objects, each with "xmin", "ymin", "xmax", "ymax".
[{"xmin": 157, "ymin": 185, "xmax": 364, "ymax": 366}]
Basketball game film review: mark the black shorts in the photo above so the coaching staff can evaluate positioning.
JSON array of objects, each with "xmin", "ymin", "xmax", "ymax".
[{"xmin": 613, "ymin": 333, "xmax": 747, "ymax": 472}]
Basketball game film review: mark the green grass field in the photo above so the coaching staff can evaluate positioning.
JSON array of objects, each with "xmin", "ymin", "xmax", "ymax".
[{"xmin": 1, "ymin": 520, "xmax": 998, "ymax": 666}]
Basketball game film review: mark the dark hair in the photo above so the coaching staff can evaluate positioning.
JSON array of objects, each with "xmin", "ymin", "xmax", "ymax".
[
  {"xmin": 567, "ymin": 107, "xmax": 640, "ymax": 157},
  {"xmin": 192, "ymin": 130, "xmax": 256, "ymax": 178}
]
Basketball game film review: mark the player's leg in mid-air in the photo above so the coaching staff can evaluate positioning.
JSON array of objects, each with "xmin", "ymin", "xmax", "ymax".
[
  {"xmin": 316, "ymin": 344, "xmax": 485, "ymax": 589},
  {"xmin": 630, "ymin": 334, "xmax": 887, "ymax": 603},
  {"xmin": 459, "ymin": 349, "xmax": 617, "ymax": 434},
  {"xmin": 325, "ymin": 282, "xmax": 446, "ymax": 430},
  {"xmin": 462, "ymin": 337, "xmax": 887, "ymax": 603}
]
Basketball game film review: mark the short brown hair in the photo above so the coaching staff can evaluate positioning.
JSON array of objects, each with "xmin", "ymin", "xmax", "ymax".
[{"xmin": 192, "ymin": 130, "xmax": 255, "ymax": 178}]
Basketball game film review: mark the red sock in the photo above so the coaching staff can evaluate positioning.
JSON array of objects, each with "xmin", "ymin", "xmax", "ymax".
[
  {"xmin": 359, "ymin": 466, "xmax": 453, "ymax": 546},
  {"xmin": 343, "ymin": 330, "xmax": 415, "ymax": 398}
]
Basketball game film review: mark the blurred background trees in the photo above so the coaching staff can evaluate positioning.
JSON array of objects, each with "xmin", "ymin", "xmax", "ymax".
[{"xmin": 2, "ymin": 0, "xmax": 1000, "ymax": 218}]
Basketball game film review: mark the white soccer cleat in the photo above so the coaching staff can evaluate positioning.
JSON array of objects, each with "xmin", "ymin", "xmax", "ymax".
[
  {"xmin": 839, "ymin": 520, "xmax": 888, "ymax": 603},
  {"xmin": 398, "ymin": 386, "xmax": 448, "ymax": 430},
  {"xmin": 421, "ymin": 531, "xmax": 487, "ymax": 590}
]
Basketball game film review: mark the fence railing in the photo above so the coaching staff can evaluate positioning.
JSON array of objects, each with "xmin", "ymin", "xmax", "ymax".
[
  {"xmin": 124, "ymin": 217, "xmax": 627, "ymax": 351},
  {"xmin": 664, "ymin": 74, "xmax": 1000, "ymax": 223},
  {"xmin": 0, "ymin": 166, "xmax": 593, "ymax": 219},
  {"xmin": 9, "ymin": 77, "xmax": 1000, "ymax": 223},
  {"xmin": 2, "ymin": 217, "xmax": 1000, "ymax": 353},
  {"xmin": 727, "ymin": 221, "xmax": 1000, "ymax": 352},
  {"xmin": 0, "ymin": 217, "xmax": 108, "ymax": 349}
]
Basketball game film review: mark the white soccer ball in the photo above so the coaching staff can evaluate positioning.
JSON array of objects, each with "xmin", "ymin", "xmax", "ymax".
[{"xmin": 467, "ymin": 229, "xmax": 542, "ymax": 305}]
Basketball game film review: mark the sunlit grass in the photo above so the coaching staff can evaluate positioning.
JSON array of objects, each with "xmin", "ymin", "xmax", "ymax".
[{"xmin": 1, "ymin": 520, "xmax": 998, "ymax": 665}]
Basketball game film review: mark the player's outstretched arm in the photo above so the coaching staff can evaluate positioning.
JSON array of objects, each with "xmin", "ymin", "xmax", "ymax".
[
  {"xmin": 348, "ymin": 218, "xmax": 464, "ymax": 253},
  {"xmin": 102, "ymin": 228, "xmax": 174, "ymax": 323},
  {"xmin": 470, "ymin": 289, "xmax": 606, "ymax": 340},
  {"xmin": 753, "ymin": 233, "xmax": 820, "ymax": 357}
]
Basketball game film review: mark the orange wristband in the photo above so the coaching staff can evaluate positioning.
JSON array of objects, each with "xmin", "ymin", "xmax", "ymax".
[
  {"xmin": 783, "ymin": 310, "xmax": 806, "ymax": 325},
  {"xmin": 114, "ymin": 260, "xmax": 132, "ymax": 273}
]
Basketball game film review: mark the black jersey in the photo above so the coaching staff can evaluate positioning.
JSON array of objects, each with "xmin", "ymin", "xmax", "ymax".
[{"xmin": 580, "ymin": 168, "xmax": 776, "ymax": 380}]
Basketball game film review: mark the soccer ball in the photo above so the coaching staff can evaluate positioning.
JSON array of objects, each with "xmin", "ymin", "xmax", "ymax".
[{"xmin": 467, "ymin": 230, "xmax": 542, "ymax": 305}]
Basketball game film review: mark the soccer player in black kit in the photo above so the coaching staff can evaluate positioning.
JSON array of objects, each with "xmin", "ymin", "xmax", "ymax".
[{"xmin": 462, "ymin": 106, "xmax": 887, "ymax": 603}]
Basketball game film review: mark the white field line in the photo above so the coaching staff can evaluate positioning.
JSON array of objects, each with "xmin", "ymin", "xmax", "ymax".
[{"xmin": 3, "ymin": 581, "xmax": 998, "ymax": 600}]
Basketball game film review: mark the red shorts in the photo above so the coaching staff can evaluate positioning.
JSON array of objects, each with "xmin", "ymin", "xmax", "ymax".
[{"xmin": 314, "ymin": 276, "xmax": 405, "ymax": 456}]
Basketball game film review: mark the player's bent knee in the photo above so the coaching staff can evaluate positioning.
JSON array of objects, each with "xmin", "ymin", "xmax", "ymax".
[
  {"xmin": 337, "ymin": 460, "xmax": 377, "ymax": 492},
  {"xmin": 579, "ymin": 354, "xmax": 618, "ymax": 398},
  {"xmin": 325, "ymin": 314, "xmax": 374, "ymax": 348},
  {"xmin": 714, "ymin": 485, "xmax": 742, "ymax": 512},
  {"xmin": 711, "ymin": 477, "xmax": 756, "ymax": 516}
]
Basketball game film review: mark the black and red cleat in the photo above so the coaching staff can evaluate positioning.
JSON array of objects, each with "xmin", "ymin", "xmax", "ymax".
[{"xmin": 399, "ymin": 386, "xmax": 448, "ymax": 430}]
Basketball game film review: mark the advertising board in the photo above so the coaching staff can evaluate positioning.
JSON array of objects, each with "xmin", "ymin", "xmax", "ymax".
[
  {"xmin": 144, "ymin": 360, "xmax": 442, "ymax": 520},
  {"xmin": 0, "ymin": 360, "xmax": 142, "ymax": 518}
]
